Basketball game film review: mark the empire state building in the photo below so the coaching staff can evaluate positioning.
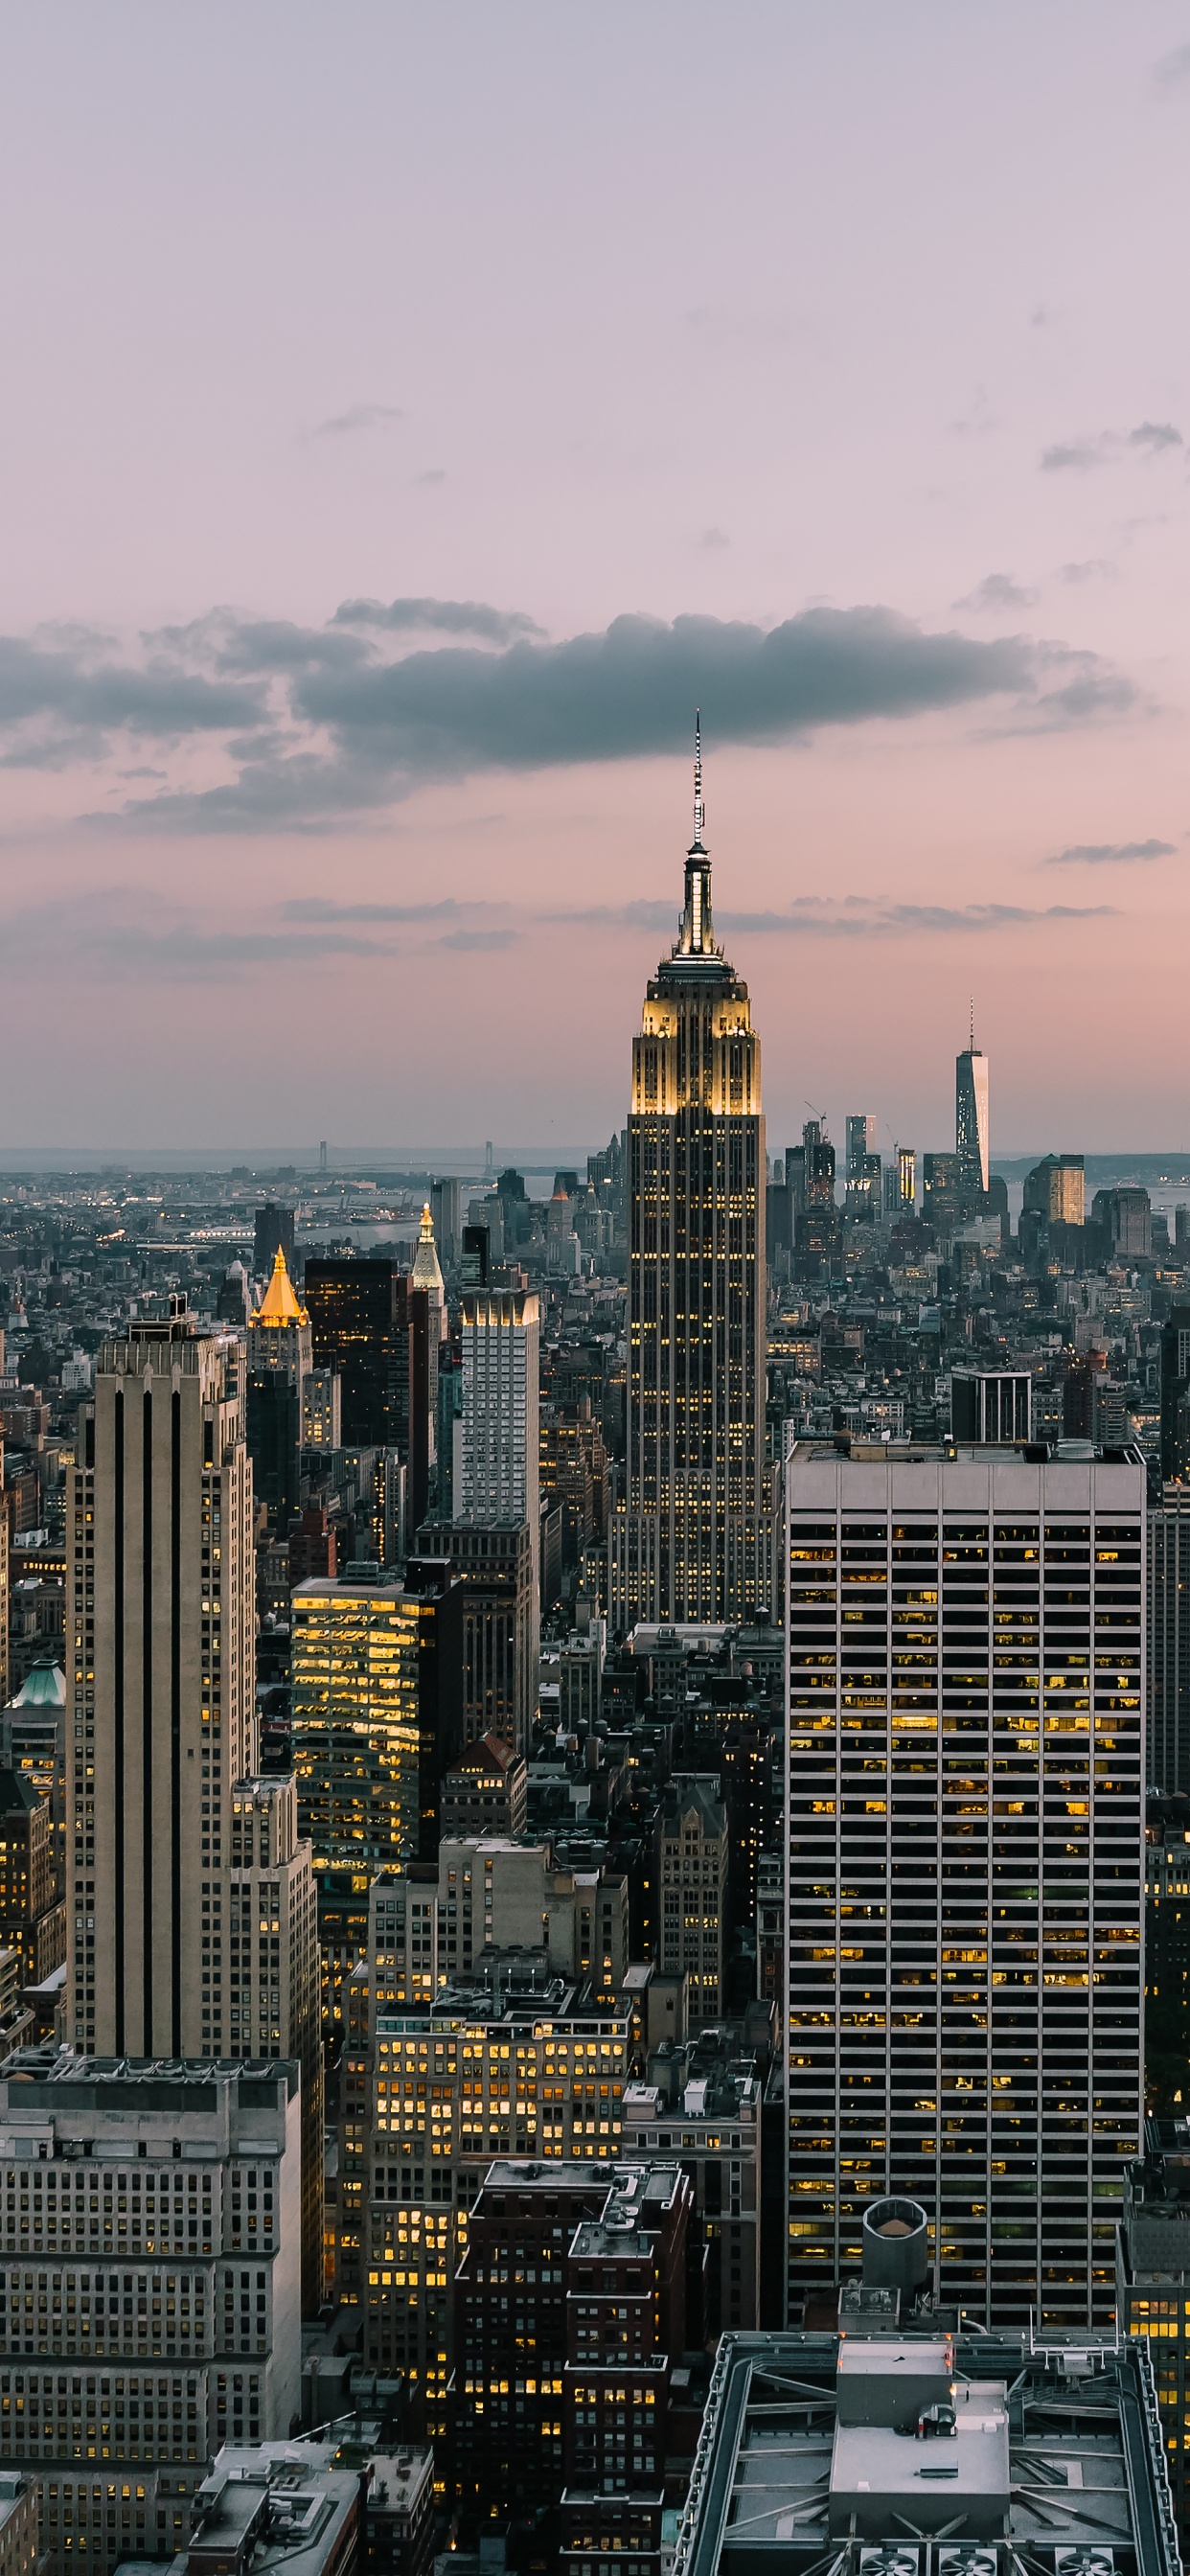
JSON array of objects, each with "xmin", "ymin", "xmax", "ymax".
[{"xmin": 610, "ymin": 730, "xmax": 769, "ymax": 1627}]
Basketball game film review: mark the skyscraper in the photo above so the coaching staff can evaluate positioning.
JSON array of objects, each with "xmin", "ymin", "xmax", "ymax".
[
  {"xmin": 66, "ymin": 1299, "xmax": 322, "ymax": 2306},
  {"xmin": 786, "ymin": 1438, "xmax": 1144, "ymax": 2330},
  {"xmin": 955, "ymin": 1009, "xmax": 990, "ymax": 1195},
  {"xmin": 611, "ymin": 725, "xmax": 767, "ymax": 1626},
  {"xmin": 245, "ymin": 1248, "xmax": 311, "ymax": 1524},
  {"xmin": 304, "ymin": 1256, "xmax": 402, "ymax": 1447}
]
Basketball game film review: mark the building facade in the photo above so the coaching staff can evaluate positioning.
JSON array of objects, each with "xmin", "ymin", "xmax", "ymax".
[
  {"xmin": 0, "ymin": 2053, "xmax": 302, "ymax": 2576},
  {"xmin": 67, "ymin": 1303, "xmax": 322, "ymax": 2308},
  {"xmin": 656, "ymin": 1779, "xmax": 727, "ymax": 2029},
  {"xmin": 1150, "ymin": 1484, "xmax": 1190, "ymax": 1795},
  {"xmin": 612, "ymin": 744, "xmax": 767, "ymax": 1629},
  {"xmin": 785, "ymin": 1439, "xmax": 1145, "ymax": 2330}
]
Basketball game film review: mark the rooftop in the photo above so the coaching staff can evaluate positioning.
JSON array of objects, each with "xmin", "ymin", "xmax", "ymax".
[{"xmin": 674, "ymin": 2332, "xmax": 1179, "ymax": 2576}]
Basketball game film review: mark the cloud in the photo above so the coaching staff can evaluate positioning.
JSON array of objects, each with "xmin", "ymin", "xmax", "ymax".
[
  {"xmin": 543, "ymin": 896, "xmax": 1117, "ymax": 938},
  {"xmin": 1130, "ymin": 420, "xmax": 1183, "ymax": 450},
  {"xmin": 311, "ymin": 402, "xmax": 404, "ymax": 436},
  {"xmin": 699, "ymin": 528, "xmax": 730, "ymax": 550},
  {"xmin": 0, "ymin": 889, "xmax": 393, "ymax": 983},
  {"xmin": 0, "ymin": 593, "xmax": 1137, "ymax": 836},
  {"xmin": 1154, "ymin": 41, "xmax": 1190, "ymax": 88},
  {"xmin": 284, "ymin": 896, "xmax": 506, "ymax": 924},
  {"xmin": 953, "ymin": 572, "xmax": 1039, "ymax": 611},
  {"xmin": 1055, "ymin": 559, "xmax": 1116, "ymax": 585},
  {"xmin": 1045, "ymin": 837, "xmax": 1177, "ymax": 865},
  {"xmin": 332, "ymin": 596, "xmax": 545, "ymax": 643},
  {"xmin": 1041, "ymin": 438, "xmax": 1112, "ymax": 472},
  {"xmin": 438, "ymin": 927, "xmax": 518, "ymax": 951},
  {"xmin": 1041, "ymin": 423, "xmax": 1182, "ymax": 471},
  {"xmin": 417, "ymin": 470, "xmax": 446, "ymax": 486}
]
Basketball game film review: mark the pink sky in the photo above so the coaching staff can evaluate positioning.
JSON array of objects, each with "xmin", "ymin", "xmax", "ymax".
[{"xmin": 2, "ymin": 2, "xmax": 1189, "ymax": 1156}]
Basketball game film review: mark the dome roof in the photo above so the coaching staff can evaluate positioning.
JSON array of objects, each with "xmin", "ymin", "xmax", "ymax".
[{"xmin": 12, "ymin": 1656, "xmax": 66, "ymax": 1709}]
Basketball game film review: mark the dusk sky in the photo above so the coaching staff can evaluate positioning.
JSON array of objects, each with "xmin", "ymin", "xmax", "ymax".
[{"xmin": 4, "ymin": 3, "xmax": 1190, "ymax": 1157}]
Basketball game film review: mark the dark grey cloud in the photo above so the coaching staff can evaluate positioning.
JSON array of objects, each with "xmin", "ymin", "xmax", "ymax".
[
  {"xmin": 1041, "ymin": 423, "xmax": 1182, "ymax": 471},
  {"xmin": 1046, "ymin": 837, "xmax": 1177, "ymax": 865},
  {"xmin": 953, "ymin": 573, "xmax": 1039, "ymax": 612},
  {"xmin": 1041, "ymin": 437, "xmax": 1111, "ymax": 472},
  {"xmin": 311, "ymin": 402, "xmax": 404, "ymax": 436},
  {"xmin": 0, "ymin": 594, "xmax": 1137, "ymax": 836},
  {"xmin": 1154, "ymin": 41, "xmax": 1190, "ymax": 88},
  {"xmin": 0, "ymin": 631, "xmax": 265, "ymax": 770},
  {"xmin": 332, "ymin": 597, "xmax": 545, "ymax": 643}
]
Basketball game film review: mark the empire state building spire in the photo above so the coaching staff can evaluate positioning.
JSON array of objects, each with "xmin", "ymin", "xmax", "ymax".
[
  {"xmin": 678, "ymin": 708, "xmax": 717, "ymax": 957},
  {"xmin": 612, "ymin": 719, "xmax": 770, "ymax": 1628}
]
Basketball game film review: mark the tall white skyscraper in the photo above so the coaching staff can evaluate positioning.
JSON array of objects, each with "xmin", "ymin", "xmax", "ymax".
[
  {"xmin": 457, "ymin": 1290, "xmax": 539, "ymax": 1530},
  {"xmin": 66, "ymin": 1299, "xmax": 322, "ymax": 2307},
  {"xmin": 611, "ymin": 725, "xmax": 768, "ymax": 1626},
  {"xmin": 955, "ymin": 1008, "xmax": 990, "ymax": 1194},
  {"xmin": 785, "ymin": 1438, "xmax": 1144, "ymax": 2330}
]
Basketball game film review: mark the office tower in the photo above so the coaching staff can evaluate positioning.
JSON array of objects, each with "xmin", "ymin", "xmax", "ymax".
[
  {"xmin": 455, "ymin": 2158, "xmax": 690, "ymax": 2532},
  {"xmin": 440, "ymin": 1732, "xmax": 528, "ymax": 1838},
  {"xmin": 756, "ymin": 1849, "xmax": 782, "ymax": 2006},
  {"xmin": 950, "ymin": 1366, "xmax": 1032, "ymax": 1443},
  {"xmin": 215, "ymin": 1261, "xmax": 250, "ymax": 1325},
  {"xmin": 413, "ymin": 1522, "xmax": 536, "ymax": 1747},
  {"xmin": 300, "ymin": 1365, "xmax": 341, "ymax": 1450},
  {"xmin": 459, "ymin": 1224, "xmax": 489, "ymax": 1289},
  {"xmin": 1149, "ymin": 1484, "xmax": 1190, "ymax": 1792},
  {"xmin": 622, "ymin": 2030, "xmax": 764, "ymax": 2334},
  {"xmin": 955, "ymin": 1011, "xmax": 989, "ymax": 1194},
  {"xmin": 403, "ymin": 1215, "xmax": 446, "ymax": 1538},
  {"xmin": 802, "ymin": 1118, "xmax": 835, "ymax": 1208},
  {"xmin": 613, "ymin": 736, "xmax": 767, "ymax": 1627},
  {"xmin": 0, "ymin": 1765, "xmax": 62, "ymax": 1980},
  {"xmin": 66, "ymin": 1302, "xmax": 322, "ymax": 2310},
  {"xmin": 457, "ymin": 1289, "xmax": 538, "ymax": 1528},
  {"xmin": 67, "ymin": 1302, "xmax": 255, "ymax": 2051},
  {"xmin": 1161, "ymin": 1305, "xmax": 1190, "ymax": 1484},
  {"xmin": 786, "ymin": 1440, "xmax": 1144, "ymax": 2331},
  {"xmin": 845, "ymin": 1114, "xmax": 876, "ymax": 1184},
  {"xmin": 361, "ymin": 1838, "xmax": 629, "ymax": 2007},
  {"xmin": 656, "ymin": 1777, "xmax": 727, "ymax": 2027},
  {"xmin": 305, "ymin": 1257, "xmax": 402, "ymax": 1447},
  {"xmin": 1023, "ymin": 1151, "xmax": 1086, "ymax": 1227},
  {"xmin": 430, "ymin": 1175, "xmax": 462, "ymax": 1269},
  {"xmin": 433, "ymin": 1335, "xmax": 462, "ymax": 1520},
  {"xmin": 253, "ymin": 1204, "xmax": 295, "ymax": 1277},
  {"xmin": 355, "ymin": 1952, "xmax": 631, "ymax": 2437},
  {"xmin": 1092, "ymin": 1184, "xmax": 1154, "ymax": 1260},
  {"xmin": 246, "ymin": 1251, "xmax": 311, "ymax": 1526},
  {"xmin": 290, "ymin": 1560, "xmax": 464, "ymax": 1982},
  {"xmin": 922, "ymin": 1150, "xmax": 963, "ymax": 1227},
  {"xmin": 0, "ymin": 2052, "xmax": 302, "ymax": 2576}
]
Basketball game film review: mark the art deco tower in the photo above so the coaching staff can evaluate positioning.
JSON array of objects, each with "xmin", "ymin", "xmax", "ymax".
[{"xmin": 611, "ymin": 725, "xmax": 767, "ymax": 1626}]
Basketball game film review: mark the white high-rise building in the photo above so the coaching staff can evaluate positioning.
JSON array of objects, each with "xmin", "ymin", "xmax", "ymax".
[
  {"xmin": 785, "ymin": 1438, "xmax": 1144, "ymax": 2331},
  {"xmin": 457, "ymin": 1291, "xmax": 539, "ymax": 1531},
  {"xmin": 66, "ymin": 1300, "xmax": 322, "ymax": 2309}
]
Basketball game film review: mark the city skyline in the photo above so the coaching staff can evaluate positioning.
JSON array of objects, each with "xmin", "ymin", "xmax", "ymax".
[{"xmin": 1, "ymin": 6, "xmax": 1190, "ymax": 1145}]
